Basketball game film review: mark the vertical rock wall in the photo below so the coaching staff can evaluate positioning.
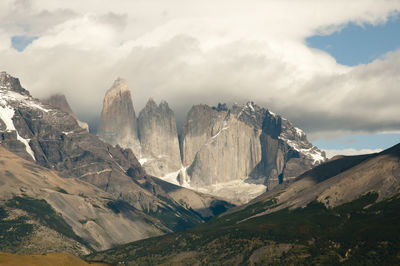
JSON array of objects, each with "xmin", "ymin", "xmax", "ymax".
[
  {"xmin": 138, "ymin": 98, "xmax": 181, "ymax": 176},
  {"xmin": 97, "ymin": 78, "xmax": 140, "ymax": 156},
  {"xmin": 97, "ymin": 78, "xmax": 325, "ymax": 192}
]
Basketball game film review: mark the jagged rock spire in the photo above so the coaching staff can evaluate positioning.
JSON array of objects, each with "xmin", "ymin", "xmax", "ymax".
[
  {"xmin": 137, "ymin": 97, "xmax": 181, "ymax": 177},
  {"xmin": 97, "ymin": 78, "xmax": 140, "ymax": 156}
]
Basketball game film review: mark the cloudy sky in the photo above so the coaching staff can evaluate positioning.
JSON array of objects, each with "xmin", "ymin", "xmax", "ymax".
[{"xmin": 0, "ymin": 0, "xmax": 399, "ymax": 157}]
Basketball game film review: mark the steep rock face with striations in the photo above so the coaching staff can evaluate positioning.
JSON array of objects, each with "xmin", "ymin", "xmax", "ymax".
[
  {"xmin": 94, "ymin": 77, "xmax": 325, "ymax": 204},
  {"xmin": 0, "ymin": 72, "xmax": 232, "ymax": 249},
  {"xmin": 181, "ymin": 104, "xmax": 262, "ymax": 187},
  {"xmin": 138, "ymin": 98, "xmax": 181, "ymax": 177},
  {"xmin": 42, "ymin": 93, "xmax": 89, "ymax": 132},
  {"xmin": 97, "ymin": 78, "xmax": 140, "ymax": 157},
  {"xmin": 180, "ymin": 104, "xmax": 228, "ymax": 168},
  {"xmin": 180, "ymin": 102, "xmax": 326, "ymax": 196}
]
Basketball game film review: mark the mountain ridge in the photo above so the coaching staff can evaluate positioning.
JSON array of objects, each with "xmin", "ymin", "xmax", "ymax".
[
  {"xmin": 0, "ymin": 72, "xmax": 233, "ymax": 252},
  {"xmin": 97, "ymin": 78, "xmax": 326, "ymax": 203},
  {"xmin": 86, "ymin": 143, "xmax": 400, "ymax": 265}
]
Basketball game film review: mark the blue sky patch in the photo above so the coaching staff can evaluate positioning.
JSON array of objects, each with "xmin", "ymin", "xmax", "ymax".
[
  {"xmin": 313, "ymin": 133, "xmax": 400, "ymax": 151},
  {"xmin": 306, "ymin": 15, "xmax": 400, "ymax": 66},
  {"xmin": 11, "ymin": 35, "xmax": 39, "ymax": 52}
]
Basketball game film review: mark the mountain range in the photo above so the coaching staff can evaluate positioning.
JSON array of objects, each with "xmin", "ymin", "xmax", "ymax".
[
  {"xmin": 97, "ymin": 78, "xmax": 326, "ymax": 203},
  {"xmin": 0, "ymin": 72, "xmax": 231, "ymax": 254},
  {"xmin": 86, "ymin": 143, "xmax": 400, "ymax": 265},
  {"xmin": 0, "ymin": 71, "xmax": 399, "ymax": 265}
]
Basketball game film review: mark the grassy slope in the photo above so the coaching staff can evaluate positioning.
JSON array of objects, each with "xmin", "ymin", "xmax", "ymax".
[
  {"xmin": 0, "ymin": 252, "xmax": 109, "ymax": 266},
  {"xmin": 0, "ymin": 196, "xmax": 92, "ymax": 255},
  {"xmin": 86, "ymin": 192, "xmax": 400, "ymax": 265},
  {"xmin": 5, "ymin": 196, "xmax": 90, "ymax": 247}
]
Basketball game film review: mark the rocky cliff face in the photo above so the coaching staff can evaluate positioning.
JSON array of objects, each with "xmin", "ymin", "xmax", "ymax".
[
  {"xmin": 0, "ymin": 72, "xmax": 231, "ymax": 249},
  {"xmin": 180, "ymin": 104, "xmax": 228, "ymax": 168},
  {"xmin": 138, "ymin": 98, "xmax": 181, "ymax": 177},
  {"xmin": 42, "ymin": 94, "xmax": 89, "ymax": 132},
  {"xmin": 182, "ymin": 107, "xmax": 262, "ymax": 187},
  {"xmin": 95, "ymin": 76, "xmax": 325, "ymax": 204},
  {"xmin": 97, "ymin": 78, "xmax": 140, "ymax": 157},
  {"xmin": 179, "ymin": 102, "xmax": 326, "ymax": 199}
]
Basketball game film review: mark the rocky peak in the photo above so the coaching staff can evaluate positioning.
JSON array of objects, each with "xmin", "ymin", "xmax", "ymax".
[
  {"xmin": 178, "ymin": 101, "xmax": 327, "ymax": 201},
  {"xmin": 142, "ymin": 98, "xmax": 172, "ymax": 114},
  {"xmin": 100, "ymin": 78, "xmax": 133, "ymax": 118},
  {"xmin": 93, "ymin": 77, "xmax": 326, "ymax": 203},
  {"xmin": 105, "ymin": 77, "xmax": 130, "ymax": 99},
  {"xmin": 0, "ymin": 71, "xmax": 30, "ymax": 96},
  {"xmin": 144, "ymin": 97, "xmax": 158, "ymax": 109},
  {"xmin": 42, "ymin": 94, "xmax": 89, "ymax": 132},
  {"xmin": 138, "ymin": 98, "xmax": 181, "ymax": 177},
  {"xmin": 233, "ymin": 101, "xmax": 267, "ymax": 130},
  {"xmin": 231, "ymin": 102, "xmax": 317, "ymax": 151},
  {"xmin": 42, "ymin": 94, "xmax": 73, "ymax": 114},
  {"xmin": 97, "ymin": 78, "xmax": 140, "ymax": 156}
]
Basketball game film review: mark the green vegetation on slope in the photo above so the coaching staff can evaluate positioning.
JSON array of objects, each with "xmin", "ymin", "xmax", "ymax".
[
  {"xmin": 86, "ymin": 192, "xmax": 400, "ymax": 265},
  {"xmin": 2, "ymin": 196, "xmax": 91, "ymax": 251},
  {"xmin": 0, "ymin": 205, "xmax": 34, "ymax": 251}
]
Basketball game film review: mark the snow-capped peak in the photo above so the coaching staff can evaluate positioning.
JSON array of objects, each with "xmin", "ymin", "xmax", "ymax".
[
  {"xmin": 278, "ymin": 121, "xmax": 325, "ymax": 164},
  {"xmin": 0, "ymin": 72, "xmax": 55, "ymax": 161}
]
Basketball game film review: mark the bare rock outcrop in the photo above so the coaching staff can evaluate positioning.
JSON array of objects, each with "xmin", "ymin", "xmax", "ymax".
[
  {"xmin": 42, "ymin": 94, "xmax": 89, "ymax": 132},
  {"xmin": 181, "ymin": 102, "xmax": 326, "ymax": 190},
  {"xmin": 184, "ymin": 109, "xmax": 262, "ymax": 187},
  {"xmin": 97, "ymin": 78, "xmax": 140, "ymax": 156},
  {"xmin": 180, "ymin": 104, "xmax": 227, "ymax": 168},
  {"xmin": 138, "ymin": 98, "xmax": 181, "ymax": 176},
  {"xmin": 93, "ymin": 76, "xmax": 325, "ymax": 203},
  {"xmin": 0, "ymin": 71, "xmax": 30, "ymax": 95}
]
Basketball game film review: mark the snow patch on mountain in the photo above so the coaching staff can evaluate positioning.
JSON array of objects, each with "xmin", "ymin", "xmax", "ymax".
[
  {"xmin": 0, "ymin": 105, "xmax": 35, "ymax": 160},
  {"xmin": 268, "ymin": 110, "xmax": 277, "ymax": 117},
  {"xmin": 279, "ymin": 137, "xmax": 325, "ymax": 164},
  {"xmin": 138, "ymin": 158, "xmax": 148, "ymax": 165},
  {"xmin": 0, "ymin": 105, "xmax": 15, "ymax": 131},
  {"xmin": 160, "ymin": 170, "xmax": 181, "ymax": 186},
  {"xmin": 294, "ymin": 127, "xmax": 305, "ymax": 137},
  {"xmin": 0, "ymin": 89, "xmax": 51, "ymax": 113},
  {"xmin": 195, "ymin": 179, "xmax": 266, "ymax": 204},
  {"xmin": 158, "ymin": 169, "xmax": 266, "ymax": 204}
]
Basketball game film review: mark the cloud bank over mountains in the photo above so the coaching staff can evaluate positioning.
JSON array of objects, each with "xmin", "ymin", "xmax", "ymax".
[{"xmin": 0, "ymin": 0, "xmax": 399, "ymax": 140}]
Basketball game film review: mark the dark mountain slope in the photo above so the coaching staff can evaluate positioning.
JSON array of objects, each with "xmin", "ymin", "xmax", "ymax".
[{"xmin": 86, "ymin": 143, "xmax": 400, "ymax": 265}]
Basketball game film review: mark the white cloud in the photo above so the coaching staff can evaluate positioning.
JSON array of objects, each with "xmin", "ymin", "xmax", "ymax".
[
  {"xmin": 29, "ymin": 14, "xmax": 119, "ymax": 50},
  {"xmin": 324, "ymin": 148, "xmax": 382, "ymax": 158},
  {"xmin": 0, "ymin": 0, "xmax": 399, "ymax": 138}
]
